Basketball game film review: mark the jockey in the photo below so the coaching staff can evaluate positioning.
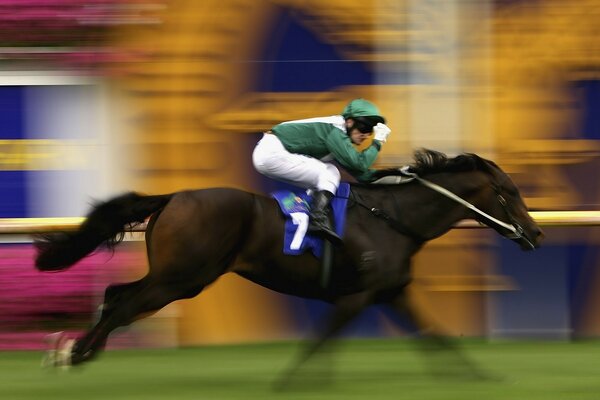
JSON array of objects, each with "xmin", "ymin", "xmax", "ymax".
[{"xmin": 252, "ymin": 98, "xmax": 391, "ymax": 245}]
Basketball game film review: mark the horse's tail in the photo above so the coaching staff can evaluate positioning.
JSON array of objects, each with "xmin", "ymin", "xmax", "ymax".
[{"xmin": 34, "ymin": 192, "xmax": 174, "ymax": 272}]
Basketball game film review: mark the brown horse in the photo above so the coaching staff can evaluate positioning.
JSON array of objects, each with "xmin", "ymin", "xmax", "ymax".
[{"xmin": 36, "ymin": 148, "xmax": 543, "ymax": 379}]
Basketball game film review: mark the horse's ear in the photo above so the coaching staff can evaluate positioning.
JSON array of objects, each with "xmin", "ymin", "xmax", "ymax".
[{"xmin": 471, "ymin": 154, "xmax": 499, "ymax": 173}]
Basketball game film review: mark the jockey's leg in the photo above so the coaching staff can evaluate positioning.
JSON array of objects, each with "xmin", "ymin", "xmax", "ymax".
[
  {"xmin": 253, "ymin": 133, "xmax": 342, "ymax": 244},
  {"xmin": 307, "ymin": 189, "xmax": 342, "ymax": 245}
]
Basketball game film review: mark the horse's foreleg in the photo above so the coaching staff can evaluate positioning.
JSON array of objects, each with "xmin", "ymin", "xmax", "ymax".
[
  {"xmin": 385, "ymin": 292, "xmax": 492, "ymax": 380},
  {"xmin": 276, "ymin": 292, "xmax": 370, "ymax": 389}
]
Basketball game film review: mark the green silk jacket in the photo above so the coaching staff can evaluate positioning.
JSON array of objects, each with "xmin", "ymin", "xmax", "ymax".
[{"xmin": 271, "ymin": 116, "xmax": 382, "ymax": 183}]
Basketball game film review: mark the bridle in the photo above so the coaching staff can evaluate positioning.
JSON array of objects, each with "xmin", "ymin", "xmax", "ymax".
[
  {"xmin": 490, "ymin": 184, "xmax": 535, "ymax": 249},
  {"xmin": 400, "ymin": 168, "xmax": 536, "ymax": 249}
]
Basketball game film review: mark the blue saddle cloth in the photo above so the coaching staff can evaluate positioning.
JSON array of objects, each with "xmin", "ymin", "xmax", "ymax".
[{"xmin": 272, "ymin": 183, "xmax": 350, "ymax": 258}]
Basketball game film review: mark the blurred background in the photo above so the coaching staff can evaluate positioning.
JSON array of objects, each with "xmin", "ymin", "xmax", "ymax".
[{"xmin": 1, "ymin": 0, "xmax": 600, "ymax": 350}]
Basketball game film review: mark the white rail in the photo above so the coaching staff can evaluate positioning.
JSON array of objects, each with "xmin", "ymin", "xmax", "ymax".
[{"xmin": 456, "ymin": 211, "xmax": 600, "ymax": 228}]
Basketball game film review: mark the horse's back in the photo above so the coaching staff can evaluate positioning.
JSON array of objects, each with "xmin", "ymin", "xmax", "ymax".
[
  {"xmin": 166, "ymin": 187, "xmax": 257, "ymax": 231},
  {"xmin": 146, "ymin": 188, "xmax": 259, "ymax": 271}
]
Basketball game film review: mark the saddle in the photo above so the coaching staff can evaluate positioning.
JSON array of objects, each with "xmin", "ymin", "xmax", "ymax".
[{"xmin": 272, "ymin": 183, "xmax": 350, "ymax": 258}]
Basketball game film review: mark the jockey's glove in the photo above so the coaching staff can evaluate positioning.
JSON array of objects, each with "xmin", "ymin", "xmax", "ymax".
[{"xmin": 373, "ymin": 123, "xmax": 391, "ymax": 143}]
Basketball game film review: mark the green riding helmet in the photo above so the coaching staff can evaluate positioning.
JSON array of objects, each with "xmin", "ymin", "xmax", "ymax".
[{"xmin": 341, "ymin": 98, "xmax": 386, "ymax": 125}]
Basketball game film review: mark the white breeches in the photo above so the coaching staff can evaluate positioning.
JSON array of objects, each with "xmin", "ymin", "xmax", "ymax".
[{"xmin": 252, "ymin": 133, "xmax": 340, "ymax": 194}]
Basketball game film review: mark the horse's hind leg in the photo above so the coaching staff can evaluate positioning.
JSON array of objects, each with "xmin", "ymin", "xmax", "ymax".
[
  {"xmin": 93, "ymin": 280, "xmax": 144, "ymax": 323},
  {"xmin": 66, "ymin": 279, "xmax": 146, "ymax": 360},
  {"xmin": 43, "ymin": 279, "xmax": 145, "ymax": 368},
  {"xmin": 66, "ymin": 275, "xmax": 204, "ymax": 366}
]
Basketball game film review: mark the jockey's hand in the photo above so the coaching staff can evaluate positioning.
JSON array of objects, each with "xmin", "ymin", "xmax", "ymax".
[
  {"xmin": 373, "ymin": 123, "xmax": 391, "ymax": 143},
  {"xmin": 399, "ymin": 165, "xmax": 415, "ymax": 176}
]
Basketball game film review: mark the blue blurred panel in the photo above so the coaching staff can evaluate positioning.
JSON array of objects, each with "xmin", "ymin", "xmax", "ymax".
[
  {"xmin": 576, "ymin": 80, "xmax": 600, "ymax": 140},
  {"xmin": 256, "ymin": 8, "xmax": 375, "ymax": 92},
  {"xmin": 566, "ymin": 243, "xmax": 600, "ymax": 336},
  {"xmin": 258, "ymin": 61, "xmax": 375, "ymax": 93},
  {"xmin": 286, "ymin": 297, "xmax": 393, "ymax": 338},
  {"xmin": 0, "ymin": 171, "xmax": 27, "ymax": 217},
  {"xmin": 0, "ymin": 86, "xmax": 24, "ymax": 139},
  {"xmin": 490, "ymin": 241, "xmax": 570, "ymax": 339},
  {"xmin": 0, "ymin": 86, "xmax": 27, "ymax": 217}
]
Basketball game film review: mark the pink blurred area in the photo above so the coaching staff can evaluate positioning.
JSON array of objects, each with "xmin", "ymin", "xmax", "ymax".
[
  {"xmin": 0, "ymin": 243, "xmax": 146, "ymax": 350},
  {"xmin": 0, "ymin": 0, "xmax": 159, "ymax": 71},
  {"xmin": 0, "ymin": 0, "xmax": 149, "ymax": 33}
]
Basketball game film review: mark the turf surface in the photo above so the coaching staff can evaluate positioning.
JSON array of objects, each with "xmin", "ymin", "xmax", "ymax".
[{"xmin": 2, "ymin": 338, "xmax": 600, "ymax": 400}]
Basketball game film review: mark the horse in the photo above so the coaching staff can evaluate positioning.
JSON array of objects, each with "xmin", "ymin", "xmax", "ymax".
[{"xmin": 35, "ymin": 148, "xmax": 543, "ymax": 380}]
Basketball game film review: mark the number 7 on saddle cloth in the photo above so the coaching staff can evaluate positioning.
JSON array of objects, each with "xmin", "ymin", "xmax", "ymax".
[{"xmin": 271, "ymin": 183, "xmax": 350, "ymax": 258}]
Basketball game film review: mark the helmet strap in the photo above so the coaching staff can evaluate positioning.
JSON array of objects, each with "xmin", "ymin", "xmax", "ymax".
[{"xmin": 345, "ymin": 119, "xmax": 355, "ymax": 135}]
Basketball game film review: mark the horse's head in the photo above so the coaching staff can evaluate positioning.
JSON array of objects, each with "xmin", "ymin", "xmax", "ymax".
[
  {"xmin": 371, "ymin": 149, "xmax": 543, "ymax": 250},
  {"xmin": 397, "ymin": 149, "xmax": 544, "ymax": 250},
  {"xmin": 468, "ymin": 155, "xmax": 544, "ymax": 250}
]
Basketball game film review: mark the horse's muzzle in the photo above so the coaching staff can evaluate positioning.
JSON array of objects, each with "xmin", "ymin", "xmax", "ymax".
[{"xmin": 517, "ymin": 226, "xmax": 544, "ymax": 251}]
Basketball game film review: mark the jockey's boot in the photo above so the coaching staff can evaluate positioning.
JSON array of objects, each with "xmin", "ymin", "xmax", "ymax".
[{"xmin": 308, "ymin": 190, "xmax": 342, "ymax": 245}]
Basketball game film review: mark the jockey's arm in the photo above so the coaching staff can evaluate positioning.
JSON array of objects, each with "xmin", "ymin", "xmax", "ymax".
[{"xmin": 325, "ymin": 129, "xmax": 380, "ymax": 174}]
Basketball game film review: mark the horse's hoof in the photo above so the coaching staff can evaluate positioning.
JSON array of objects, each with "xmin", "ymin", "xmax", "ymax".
[
  {"xmin": 42, "ymin": 332, "xmax": 74, "ymax": 370},
  {"xmin": 41, "ymin": 331, "xmax": 62, "ymax": 368}
]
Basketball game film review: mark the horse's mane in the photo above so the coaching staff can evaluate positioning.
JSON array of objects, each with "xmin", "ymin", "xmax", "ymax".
[
  {"xmin": 409, "ymin": 148, "xmax": 496, "ymax": 175},
  {"xmin": 372, "ymin": 148, "xmax": 499, "ymax": 181}
]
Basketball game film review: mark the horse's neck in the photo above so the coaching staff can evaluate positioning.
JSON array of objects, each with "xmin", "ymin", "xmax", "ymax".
[
  {"xmin": 359, "ymin": 171, "xmax": 486, "ymax": 241},
  {"xmin": 416, "ymin": 171, "xmax": 491, "ymax": 235}
]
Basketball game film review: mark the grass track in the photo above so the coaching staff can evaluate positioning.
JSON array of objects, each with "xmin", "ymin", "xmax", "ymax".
[{"xmin": 2, "ymin": 338, "xmax": 600, "ymax": 400}]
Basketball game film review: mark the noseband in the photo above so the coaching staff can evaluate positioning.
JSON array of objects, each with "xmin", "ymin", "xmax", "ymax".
[{"xmin": 492, "ymin": 186, "xmax": 535, "ymax": 249}]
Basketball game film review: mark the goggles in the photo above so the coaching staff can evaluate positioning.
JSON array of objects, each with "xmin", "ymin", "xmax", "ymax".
[{"xmin": 353, "ymin": 117, "xmax": 376, "ymax": 134}]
